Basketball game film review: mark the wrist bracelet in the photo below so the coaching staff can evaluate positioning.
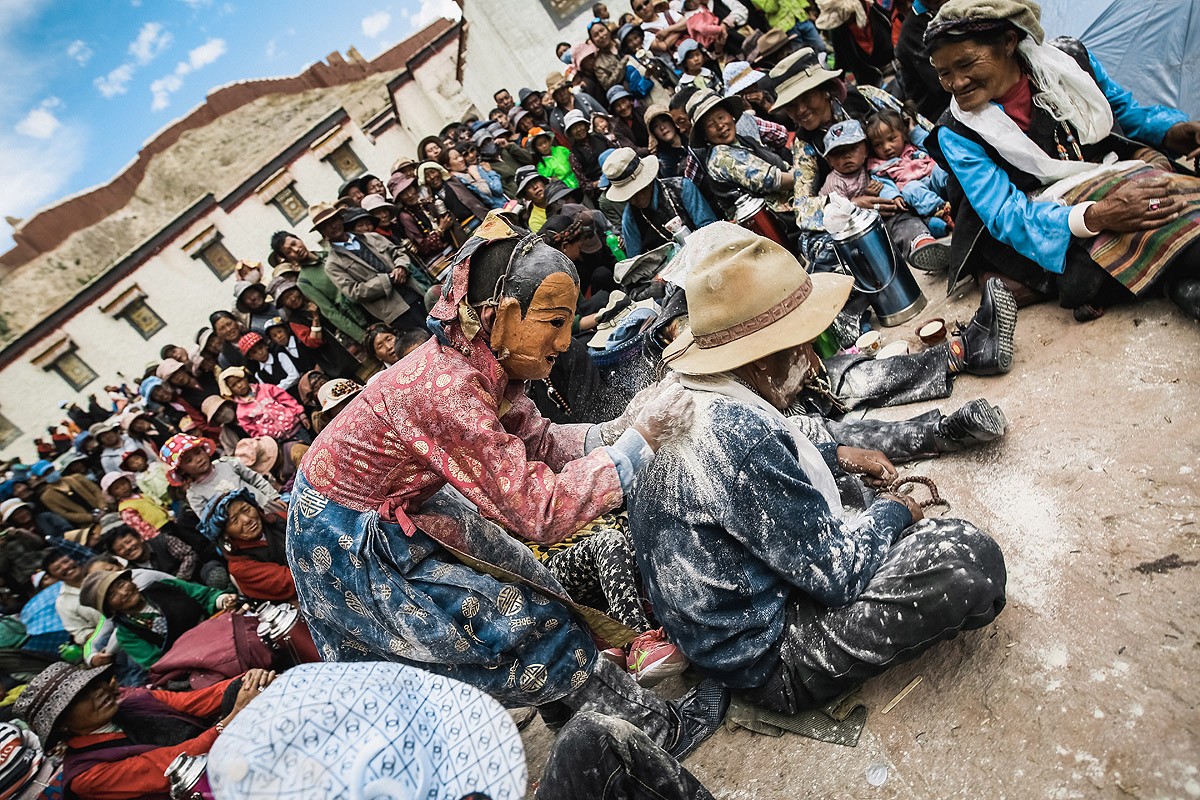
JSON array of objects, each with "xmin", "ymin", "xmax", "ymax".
[{"xmin": 1068, "ymin": 202, "xmax": 1100, "ymax": 238}]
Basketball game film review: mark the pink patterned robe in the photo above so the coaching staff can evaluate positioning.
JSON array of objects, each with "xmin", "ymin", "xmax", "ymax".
[{"xmin": 299, "ymin": 335, "xmax": 624, "ymax": 546}]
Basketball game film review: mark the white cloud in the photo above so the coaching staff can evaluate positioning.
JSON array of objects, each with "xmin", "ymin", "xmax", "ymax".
[
  {"xmin": 362, "ymin": 11, "xmax": 392, "ymax": 38},
  {"xmin": 264, "ymin": 39, "xmax": 277, "ymax": 59},
  {"xmin": 410, "ymin": 0, "xmax": 460, "ymax": 29},
  {"xmin": 129, "ymin": 22, "xmax": 172, "ymax": 65},
  {"xmin": 66, "ymin": 39, "xmax": 93, "ymax": 66},
  {"xmin": 149, "ymin": 38, "xmax": 226, "ymax": 111},
  {"xmin": 184, "ymin": 38, "xmax": 226, "ymax": 71},
  {"xmin": 14, "ymin": 97, "xmax": 62, "ymax": 139},
  {"xmin": 94, "ymin": 63, "xmax": 134, "ymax": 97},
  {"xmin": 0, "ymin": 125, "xmax": 86, "ymax": 246}
]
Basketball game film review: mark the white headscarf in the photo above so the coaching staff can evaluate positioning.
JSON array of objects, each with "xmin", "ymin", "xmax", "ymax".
[{"xmin": 949, "ymin": 38, "xmax": 1119, "ymax": 185}]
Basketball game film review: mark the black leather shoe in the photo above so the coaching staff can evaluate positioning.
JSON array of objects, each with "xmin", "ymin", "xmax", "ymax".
[
  {"xmin": 1167, "ymin": 277, "xmax": 1200, "ymax": 320},
  {"xmin": 957, "ymin": 277, "xmax": 1017, "ymax": 375},
  {"xmin": 934, "ymin": 399, "xmax": 1008, "ymax": 452},
  {"xmin": 668, "ymin": 680, "xmax": 730, "ymax": 760}
]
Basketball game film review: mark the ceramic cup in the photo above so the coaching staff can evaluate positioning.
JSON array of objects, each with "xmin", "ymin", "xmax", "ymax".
[
  {"xmin": 916, "ymin": 318, "xmax": 947, "ymax": 345},
  {"xmin": 856, "ymin": 330, "xmax": 882, "ymax": 355}
]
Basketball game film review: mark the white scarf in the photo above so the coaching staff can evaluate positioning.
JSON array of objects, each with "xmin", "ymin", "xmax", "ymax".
[
  {"xmin": 675, "ymin": 373, "xmax": 844, "ymax": 519},
  {"xmin": 950, "ymin": 38, "xmax": 1119, "ymax": 185}
]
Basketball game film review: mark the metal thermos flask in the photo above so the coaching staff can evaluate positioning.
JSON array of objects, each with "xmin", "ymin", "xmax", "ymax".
[{"xmin": 831, "ymin": 207, "xmax": 926, "ymax": 326}]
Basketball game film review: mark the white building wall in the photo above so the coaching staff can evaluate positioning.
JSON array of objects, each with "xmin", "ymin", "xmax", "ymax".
[
  {"xmin": 391, "ymin": 43, "xmax": 480, "ymax": 145},
  {"xmin": 459, "ymin": 0, "xmax": 598, "ymax": 113},
  {"xmin": 0, "ymin": 117, "xmax": 404, "ymax": 462}
]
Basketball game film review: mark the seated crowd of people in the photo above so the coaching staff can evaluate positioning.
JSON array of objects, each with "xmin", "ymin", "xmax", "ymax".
[{"xmin": 0, "ymin": 0, "xmax": 1197, "ymax": 796}]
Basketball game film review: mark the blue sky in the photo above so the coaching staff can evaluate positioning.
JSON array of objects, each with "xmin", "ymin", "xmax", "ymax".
[{"xmin": 0, "ymin": 0, "xmax": 460, "ymax": 250}]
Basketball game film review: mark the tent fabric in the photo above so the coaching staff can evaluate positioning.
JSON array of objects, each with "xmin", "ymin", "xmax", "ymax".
[{"xmin": 1040, "ymin": 0, "xmax": 1199, "ymax": 119}]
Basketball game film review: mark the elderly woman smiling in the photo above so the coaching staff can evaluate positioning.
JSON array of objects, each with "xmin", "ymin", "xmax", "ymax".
[{"xmin": 924, "ymin": 0, "xmax": 1200, "ymax": 320}]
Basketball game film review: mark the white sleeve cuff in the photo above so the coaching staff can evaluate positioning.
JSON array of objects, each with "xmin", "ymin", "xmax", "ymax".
[{"xmin": 1069, "ymin": 202, "xmax": 1100, "ymax": 238}]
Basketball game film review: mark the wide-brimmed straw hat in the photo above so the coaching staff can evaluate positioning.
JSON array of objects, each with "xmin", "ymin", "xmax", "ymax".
[
  {"xmin": 662, "ymin": 222, "xmax": 853, "ymax": 374},
  {"xmin": 235, "ymin": 436, "xmax": 279, "ymax": 475},
  {"xmin": 308, "ymin": 202, "xmax": 340, "ymax": 232},
  {"xmin": 770, "ymin": 47, "xmax": 843, "ymax": 108},
  {"xmin": 748, "ymin": 28, "xmax": 792, "ymax": 63},
  {"xmin": 722, "ymin": 61, "xmax": 766, "ymax": 96},
  {"xmin": 601, "ymin": 148, "xmax": 660, "ymax": 203},
  {"xmin": 685, "ymin": 89, "xmax": 746, "ymax": 146},
  {"xmin": 316, "ymin": 378, "xmax": 363, "ymax": 414},
  {"xmin": 13, "ymin": 662, "xmax": 114, "ymax": 744}
]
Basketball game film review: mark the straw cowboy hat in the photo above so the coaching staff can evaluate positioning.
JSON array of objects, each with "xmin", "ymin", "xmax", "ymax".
[
  {"xmin": 308, "ymin": 202, "xmax": 340, "ymax": 232},
  {"xmin": 770, "ymin": 47, "xmax": 844, "ymax": 108},
  {"xmin": 602, "ymin": 148, "xmax": 660, "ymax": 203},
  {"xmin": 13, "ymin": 662, "xmax": 115, "ymax": 744},
  {"xmin": 663, "ymin": 222, "xmax": 853, "ymax": 374}
]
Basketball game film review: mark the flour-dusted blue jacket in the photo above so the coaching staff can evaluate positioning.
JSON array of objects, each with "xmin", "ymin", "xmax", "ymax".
[{"xmin": 627, "ymin": 394, "xmax": 911, "ymax": 688}]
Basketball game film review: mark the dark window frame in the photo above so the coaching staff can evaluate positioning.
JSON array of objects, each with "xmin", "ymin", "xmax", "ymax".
[
  {"xmin": 49, "ymin": 350, "xmax": 98, "ymax": 391},
  {"xmin": 325, "ymin": 141, "xmax": 366, "ymax": 181},
  {"xmin": 196, "ymin": 237, "xmax": 237, "ymax": 280},
  {"xmin": 0, "ymin": 412, "xmax": 21, "ymax": 449},
  {"xmin": 119, "ymin": 297, "xmax": 167, "ymax": 340},
  {"xmin": 270, "ymin": 183, "xmax": 309, "ymax": 225}
]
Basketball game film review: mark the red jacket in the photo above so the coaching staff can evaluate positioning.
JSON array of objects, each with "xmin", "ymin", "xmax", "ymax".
[{"xmin": 67, "ymin": 678, "xmax": 234, "ymax": 800}]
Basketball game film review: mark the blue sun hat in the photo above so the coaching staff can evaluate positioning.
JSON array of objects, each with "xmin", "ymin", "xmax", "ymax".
[{"xmin": 207, "ymin": 662, "xmax": 527, "ymax": 800}]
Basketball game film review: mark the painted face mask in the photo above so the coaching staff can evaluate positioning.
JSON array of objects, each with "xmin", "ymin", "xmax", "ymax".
[{"xmin": 485, "ymin": 237, "xmax": 580, "ymax": 382}]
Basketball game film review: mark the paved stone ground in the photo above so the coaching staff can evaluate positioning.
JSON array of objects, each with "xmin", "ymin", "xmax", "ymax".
[{"xmin": 521, "ymin": 271, "xmax": 1200, "ymax": 799}]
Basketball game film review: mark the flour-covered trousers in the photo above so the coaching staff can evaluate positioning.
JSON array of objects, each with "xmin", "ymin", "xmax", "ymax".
[
  {"xmin": 539, "ymin": 712, "xmax": 715, "ymax": 800},
  {"xmin": 743, "ymin": 517, "xmax": 1006, "ymax": 713}
]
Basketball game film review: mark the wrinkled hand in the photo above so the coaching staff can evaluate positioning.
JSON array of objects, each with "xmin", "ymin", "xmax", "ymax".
[
  {"xmin": 853, "ymin": 196, "xmax": 902, "ymax": 217},
  {"xmin": 1163, "ymin": 121, "xmax": 1200, "ymax": 160},
  {"xmin": 227, "ymin": 669, "xmax": 277, "ymax": 719},
  {"xmin": 878, "ymin": 490, "xmax": 924, "ymax": 522},
  {"xmin": 390, "ymin": 266, "xmax": 410, "ymax": 285},
  {"xmin": 836, "ymin": 446, "xmax": 898, "ymax": 487},
  {"xmin": 1084, "ymin": 175, "xmax": 1182, "ymax": 232},
  {"xmin": 632, "ymin": 382, "xmax": 695, "ymax": 452},
  {"xmin": 217, "ymin": 593, "xmax": 239, "ymax": 612},
  {"xmin": 438, "ymin": 214, "xmax": 454, "ymax": 232}
]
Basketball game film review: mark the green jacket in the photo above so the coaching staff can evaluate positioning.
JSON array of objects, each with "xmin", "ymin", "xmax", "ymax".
[
  {"xmin": 296, "ymin": 251, "xmax": 370, "ymax": 343},
  {"xmin": 752, "ymin": 0, "xmax": 812, "ymax": 32},
  {"xmin": 114, "ymin": 578, "xmax": 225, "ymax": 669},
  {"xmin": 537, "ymin": 146, "xmax": 579, "ymax": 189}
]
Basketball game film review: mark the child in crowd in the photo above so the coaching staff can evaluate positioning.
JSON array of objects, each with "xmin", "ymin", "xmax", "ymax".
[
  {"xmin": 239, "ymin": 332, "xmax": 300, "ymax": 392},
  {"xmin": 565, "ymin": 111, "xmax": 614, "ymax": 194},
  {"xmin": 118, "ymin": 449, "xmax": 170, "ymax": 507},
  {"xmin": 216, "ymin": 366, "xmax": 310, "ymax": 444},
  {"xmin": 819, "ymin": 119, "xmax": 949, "ymax": 269},
  {"xmin": 864, "ymin": 108, "xmax": 953, "ymax": 233},
  {"xmin": 675, "ymin": 39, "xmax": 721, "ymax": 92},
  {"xmin": 530, "ymin": 128, "xmax": 579, "ymax": 189},
  {"xmin": 160, "ymin": 433, "xmax": 283, "ymax": 520},
  {"xmin": 645, "ymin": 104, "xmax": 687, "ymax": 178},
  {"xmin": 680, "ymin": 0, "xmax": 726, "ymax": 52},
  {"xmin": 101, "ymin": 472, "xmax": 169, "ymax": 542}
]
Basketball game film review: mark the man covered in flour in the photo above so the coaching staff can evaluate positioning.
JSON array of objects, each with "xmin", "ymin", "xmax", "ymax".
[{"xmin": 627, "ymin": 223, "xmax": 1008, "ymax": 714}]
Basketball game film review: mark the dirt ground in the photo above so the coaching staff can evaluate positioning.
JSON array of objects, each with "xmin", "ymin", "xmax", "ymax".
[{"xmin": 521, "ymin": 272, "xmax": 1200, "ymax": 799}]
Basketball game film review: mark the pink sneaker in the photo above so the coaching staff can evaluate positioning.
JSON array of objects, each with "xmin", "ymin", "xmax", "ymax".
[
  {"xmin": 599, "ymin": 647, "xmax": 628, "ymax": 670},
  {"xmin": 627, "ymin": 628, "xmax": 688, "ymax": 687}
]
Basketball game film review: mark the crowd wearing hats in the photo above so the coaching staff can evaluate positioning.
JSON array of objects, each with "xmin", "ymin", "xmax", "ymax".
[{"xmin": 3, "ymin": 0, "xmax": 1197, "ymax": 797}]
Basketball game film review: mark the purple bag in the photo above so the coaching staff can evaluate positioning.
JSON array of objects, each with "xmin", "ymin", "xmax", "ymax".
[{"xmin": 148, "ymin": 613, "xmax": 273, "ymax": 690}]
